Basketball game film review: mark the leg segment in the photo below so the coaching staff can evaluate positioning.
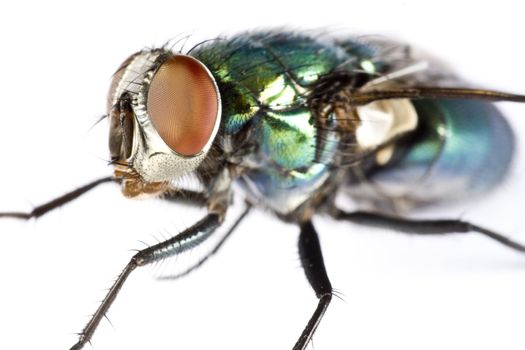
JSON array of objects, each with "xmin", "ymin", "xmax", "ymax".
[
  {"xmin": 293, "ymin": 220, "xmax": 333, "ymax": 350},
  {"xmin": 333, "ymin": 209, "xmax": 525, "ymax": 253},
  {"xmin": 0, "ymin": 177, "xmax": 208, "ymax": 220},
  {"xmin": 69, "ymin": 213, "xmax": 222, "ymax": 350},
  {"xmin": 158, "ymin": 204, "xmax": 252, "ymax": 280},
  {"xmin": 0, "ymin": 176, "xmax": 115, "ymax": 219},
  {"xmin": 162, "ymin": 188, "xmax": 208, "ymax": 207}
]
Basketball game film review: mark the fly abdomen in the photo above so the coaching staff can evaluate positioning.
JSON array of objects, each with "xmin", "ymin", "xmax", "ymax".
[{"xmin": 354, "ymin": 98, "xmax": 515, "ymax": 208}]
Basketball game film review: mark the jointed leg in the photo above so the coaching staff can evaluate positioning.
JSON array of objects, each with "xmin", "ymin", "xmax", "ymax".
[
  {"xmin": 293, "ymin": 220, "xmax": 333, "ymax": 350},
  {"xmin": 158, "ymin": 203, "xmax": 252, "ymax": 280},
  {"xmin": 69, "ymin": 212, "xmax": 223, "ymax": 350},
  {"xmin": 162, "ymin": 188, "xmax": 208, "ymax": 206},
  {"xmin": 0, "ymin": 176, "xmax": 116, "ymax": 220},
  {"xmin": 332, "ymin": 209, "xmax": 525, "ymax": 253},
  {"xmin": 0, "ymin": 177, "xmax": 208, "ymax": 220}
]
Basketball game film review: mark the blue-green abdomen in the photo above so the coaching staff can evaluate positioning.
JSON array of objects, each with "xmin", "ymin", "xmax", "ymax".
[{"xmin": 366, "ymin": 99, "xmax": 515, "ymax": 204}]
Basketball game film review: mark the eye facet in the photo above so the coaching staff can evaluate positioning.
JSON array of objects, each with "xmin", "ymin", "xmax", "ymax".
[{"xmin": 147, "ymin": 55, "xmax": 219, "ymax": 156}]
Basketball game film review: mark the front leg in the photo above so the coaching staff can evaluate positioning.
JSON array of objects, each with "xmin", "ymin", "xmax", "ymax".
[
  {"xmin": 293, "ymin": 220, "xmax": 333, "ymax": 350},
  {"xmin": 69, "ymin": 169, "xmax": 233, "ymax": 349},
  {"xmin": 69, "ymin": 210, "xmax": 224, "ymax": 350},
  {"xmin": 0, "ymin": 176, "xmax": 115, "ymax": 219}
]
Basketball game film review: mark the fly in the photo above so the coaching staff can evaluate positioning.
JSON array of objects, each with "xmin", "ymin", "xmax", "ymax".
[{"xmin": 1, "ymin": 30, "xmax": 525, "ymax": 349}]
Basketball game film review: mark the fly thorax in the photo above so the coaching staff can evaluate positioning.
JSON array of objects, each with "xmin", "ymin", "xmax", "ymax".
[{"xmin": 106, "ymin": 49, "xmax": 222, "ymax": 197}]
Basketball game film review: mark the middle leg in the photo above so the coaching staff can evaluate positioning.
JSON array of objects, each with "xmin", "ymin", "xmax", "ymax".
[{"xmin": 293, "ymin": 220, "xmax": 333, "ymax": 350}]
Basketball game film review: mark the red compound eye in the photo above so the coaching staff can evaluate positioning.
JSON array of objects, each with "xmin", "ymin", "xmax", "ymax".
[{"xmin": 147, "ymin": 55, "xmax": 219, "ymax": 156}]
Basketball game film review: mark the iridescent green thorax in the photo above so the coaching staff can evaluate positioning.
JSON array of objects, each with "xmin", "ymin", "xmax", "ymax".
[
  {"xmin": 193, "ymin": 32, "xmax": 382, "ymax": 214},
  {"xmin": 195, "ymin": 33, "xmax": 379, "ymax": 135}
]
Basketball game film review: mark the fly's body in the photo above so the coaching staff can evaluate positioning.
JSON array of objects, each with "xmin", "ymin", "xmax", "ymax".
[
  {"xmin": 193, "ymin": 32, "xmax": 352, "ymax": 216},
  {"xmin": 190, "ymin": 32, "xmax": 515, "ymax": 216},
  {"xmin": 2, "ymin": 30, "xmax": 524, "ymax": 350}
]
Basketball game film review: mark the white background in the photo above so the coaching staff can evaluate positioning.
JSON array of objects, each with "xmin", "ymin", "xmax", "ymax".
[{"xmin": 1, "ymin": 1, "xmax": 525, "ymax": 350}]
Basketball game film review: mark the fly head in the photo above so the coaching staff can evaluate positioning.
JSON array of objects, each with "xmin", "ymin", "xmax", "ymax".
[{"xmin": 106, "ymin": 49, "xmax": 222, "ymax": 198}]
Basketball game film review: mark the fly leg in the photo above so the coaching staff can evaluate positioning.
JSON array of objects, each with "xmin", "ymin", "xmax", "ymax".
[
  {"xmin": 157, "ymin": 203, "xmax": 252, "ymax": 280},
  {"xmin": 293, "ymin": 220, "xmax": 333, "ymax": 350},
  {"xmin": 69, "ymin": 211, "xmax": 224, "ymax": 350},
  {"xmin": 0, "ymin": 176, "xmax": 116, "ymax": 219},
  {"xmin": 0, "ymin": 178, "xmax": 207, "ymax": 220},
  {"xmin": 332, "ymin": 209, "xmax": 525, "ymax": 253},
  {"xmin": 162, "ymin": 187, "xmax": 208, "ymax": 206}
]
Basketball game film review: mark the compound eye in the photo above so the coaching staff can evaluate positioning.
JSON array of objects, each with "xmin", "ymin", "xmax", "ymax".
[{"xmin": 147, "ymin": 55, "xmax": 219, "ymax": 156}]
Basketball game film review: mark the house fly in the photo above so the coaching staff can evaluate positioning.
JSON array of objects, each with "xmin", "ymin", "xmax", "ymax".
[{"xmin": 1, "ymin": 30, "xmax": 525, "ymax": 350}]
